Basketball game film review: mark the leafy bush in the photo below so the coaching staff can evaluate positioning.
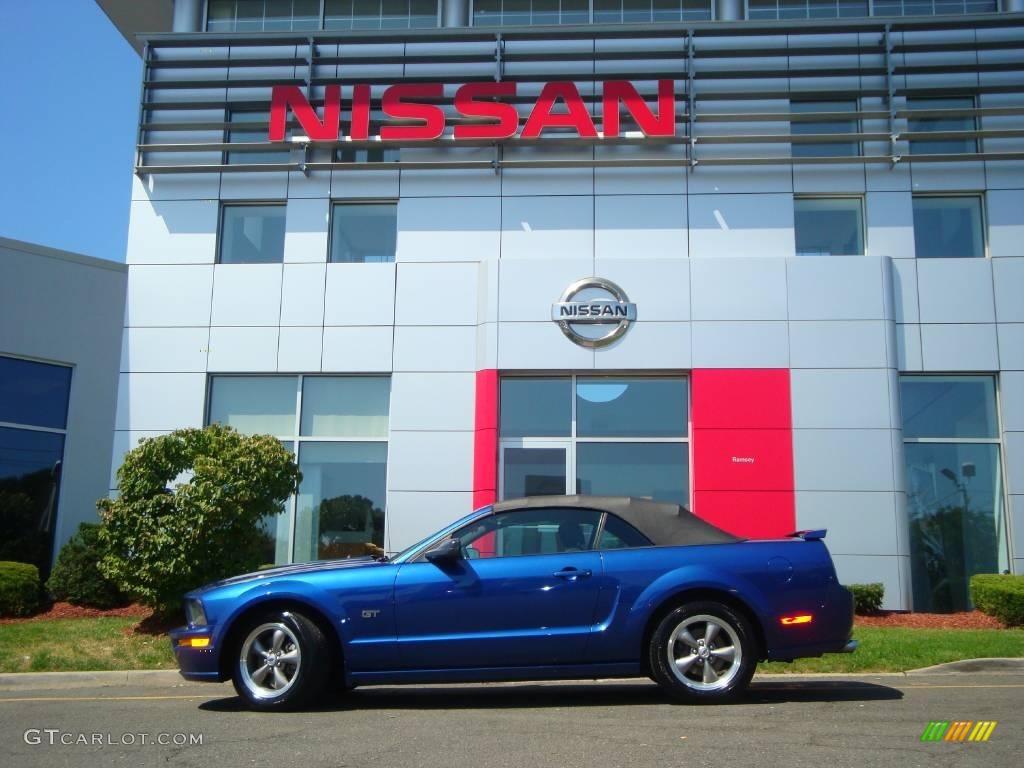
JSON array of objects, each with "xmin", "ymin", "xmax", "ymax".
[
  {"xmin": 46, "ymin": 523, "xmax": 124, "ymax": 609},
  {"xmin": 847, "ymin": 583, "xmax": 885, "ymax": 615},
  {"xmin": 971, "ymin": 574, "xmax": 1024, "ymax": 627},
  {"xmin": 98, "ymin": 424, "xmax": 301, "ymax": 615},
  {"xmin": 0, "ymin": 562, "xmax": 42, "ymax": 617}
]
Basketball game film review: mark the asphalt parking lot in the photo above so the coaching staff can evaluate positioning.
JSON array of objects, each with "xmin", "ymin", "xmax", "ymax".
[{"xmin": 0, "ymin": 672, "xmax": 1019, "ymax": 768}]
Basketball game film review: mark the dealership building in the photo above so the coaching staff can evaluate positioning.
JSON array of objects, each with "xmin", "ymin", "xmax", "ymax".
[{"xmin": 11, "ymin": 0, "xmax": 1018, "ymax": 611}]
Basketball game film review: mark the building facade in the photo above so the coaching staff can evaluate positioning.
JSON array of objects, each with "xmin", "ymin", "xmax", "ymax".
[
  {"xmin": 0, "ymin": 238, "xmax": 127, "ymax": 575},
  {"xmin": 103, "ymin": 0, "xmax": 1024, "ymax": 610}
]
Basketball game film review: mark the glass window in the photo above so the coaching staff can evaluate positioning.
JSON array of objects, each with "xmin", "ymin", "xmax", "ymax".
[
  {"xmin": 872, "ymin": 0, "xmax": 996, "ymax": 16},
  {"xmin": 335, "ymin": 147, "xmax": 401, "ymax": 164},
  {"xmin": 576, "ymin": 443, "xmax": 688, "ymax": 507},
  {"xmin": 500, "ymin": 378, "xmax": 572, "ymax": 438},
  {"xmin": 208, "ymin": 376, "xmax": 298, "ymax": 436},
  {"xmin": 207, "ymin": 0, "xmax": 320, "ymax": 31},
  {"xmin": 791, "ymin": 100, "xmax": 860, "ymax": 158},
  {"xmin": 325, "ymin": 0, "xmax": 438, "ymax": 29},
  {"xmin": 294, "ymin": 442, "xmax": 387, "ymax": 561},
  {"xmin": 900, "ymin": 376, "xmax": 998, "ymax": 440},
  {"xmin": 599, "ymin": 513, "xmax": 653, "ymax": 549},
  {"xmin": 576, "ymin": 377, "xmax": 687, "ymax": 437},
  {"xmin": 0, "ymin": 426, "xmax": 65, "ymax": 574},
  {"xmin": 902, "ymin": 374, "xmax": 1007, "ymax": 613},
  {"xmin": 300, "ymin": 377, "xmax": 390, "ymax": 437},
  {"xmin": 908, "ymin": 97, "xmax": 977, "ymax": 155},
  {"xmin": 503, "ymin": 447, "xmax": 568, "ymax": 498},
  {"xmin": 454, "ymin": 508, "xmax": 602, "ymax": 559},
  {"xmin": 747, "ymin": 0, "xmax": 868, "ymax": 19},
  {"xmin": 794, "ymin": 197, "xmax": 864, "ymax": 256},
  {"xmin": 0, "ymin": 357, "xmax": 72, "ymax": 430},
  {"xmin": 912, "ymin": 196, "xmax": 984, "ymax": 259},
  {"xmin": 329, "ymin": 203, "xmax": 397, "ymax": 263},
  {"xmin": 227, "ymin": 112, "xmax": 290, "ymax": 165},
  {"xmin": 219, "ymin": 204, "xmax": 286, "ymax": 264},
  {"xmin": 905, "ymin": 442, "xmax": 1005, "ymax": 612}
]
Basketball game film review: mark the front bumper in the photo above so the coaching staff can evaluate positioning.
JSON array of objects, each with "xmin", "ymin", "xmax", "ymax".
[{"xmin": 169, "ymin": 626, "xmax": 225, "ymax": 682}]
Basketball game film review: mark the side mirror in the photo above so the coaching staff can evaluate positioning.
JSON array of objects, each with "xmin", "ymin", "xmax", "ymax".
[{"xmin": 425, "ymin": 537, "xmax": 463, "ymax": 564}]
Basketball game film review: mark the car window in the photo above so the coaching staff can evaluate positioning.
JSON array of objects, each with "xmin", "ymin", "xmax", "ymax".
[
  {"xmin": 456, "ymin": 508, "xmax": 602, "ymax": 559},
  {"xmin": 598, "ymin": 514, "xmax": 653, "ymax": 550}
]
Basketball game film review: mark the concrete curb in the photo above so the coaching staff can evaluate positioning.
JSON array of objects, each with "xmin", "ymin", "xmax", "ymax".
[
  {"xmin": 905, "ymin": 657, "xmax": 1024, "ymax": 675},
  {"xmin": 0, "ymin": 670, "xmax": 189, "ymax": 691},
  {"xmin": 2, "ymin": 660, "xmax": 1021, "ymax": 691}
]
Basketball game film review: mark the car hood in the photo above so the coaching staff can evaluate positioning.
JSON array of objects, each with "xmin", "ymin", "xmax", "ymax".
[{"xmin": 194, "ymin": 557, "xmax": 384, "ymax": 593}]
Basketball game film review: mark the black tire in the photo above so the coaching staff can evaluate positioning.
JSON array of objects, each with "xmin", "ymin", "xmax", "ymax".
[
  {"xmin": 648, "ymin": 601, "xmax": 757, "ymax": 703},
  {"xmin": 231, "ymin": 610, "xmax": 330, "ymax": 711}
]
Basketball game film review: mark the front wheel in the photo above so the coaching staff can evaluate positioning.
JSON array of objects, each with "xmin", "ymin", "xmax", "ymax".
[
  {"xmin": 231, "ymin": 610, "xmax": 330, "ymax": 711},
  {"xmin": 648, "ymin": 601, "xmax": 757, "ymax": 703}
]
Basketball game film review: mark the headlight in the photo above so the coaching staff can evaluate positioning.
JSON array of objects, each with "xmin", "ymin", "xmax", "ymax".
[{"xmin": 185, "ymin": 599, "xmax": 207, "ymax": 628}]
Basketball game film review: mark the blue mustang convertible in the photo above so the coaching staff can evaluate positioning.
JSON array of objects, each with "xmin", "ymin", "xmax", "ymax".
[{"xmin": 171, "ymin": 496, "xmax": 857, "ymax": 710}]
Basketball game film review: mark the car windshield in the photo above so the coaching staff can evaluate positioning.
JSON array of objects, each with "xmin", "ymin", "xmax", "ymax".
[{"xmin": 390, "ymin": 507, "xmax": 491, "ymax": 564}]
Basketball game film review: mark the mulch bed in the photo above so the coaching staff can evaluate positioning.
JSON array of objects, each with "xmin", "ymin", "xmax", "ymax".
[
  {"xmin": 855, "ymin": 610, "xmax": 1005, "ymax": 630},
  {"xmin": 0, "ymin": 602, "xmax": 151, "ymax": 625}
]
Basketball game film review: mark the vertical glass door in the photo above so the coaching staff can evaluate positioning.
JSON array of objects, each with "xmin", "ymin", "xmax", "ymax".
[{"xmin": 500, "ymin": 440, "xmax": 570, "ymax": 499}]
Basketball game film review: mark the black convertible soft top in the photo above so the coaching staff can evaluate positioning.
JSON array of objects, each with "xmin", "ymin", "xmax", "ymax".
[{"xmin": 491, "ymin": 495, "xmax": 742, "ymax": 547}]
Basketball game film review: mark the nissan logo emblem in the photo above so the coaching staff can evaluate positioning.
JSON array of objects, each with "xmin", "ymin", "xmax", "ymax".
[{"xmin": 551, "ymin": 277, "xmax": 637, "ymax": 348}]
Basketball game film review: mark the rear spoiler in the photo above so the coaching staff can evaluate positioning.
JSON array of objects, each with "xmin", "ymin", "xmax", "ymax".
[{"xmin": 788, "ymin": 529, "xmax": 827, "ymax": 541}]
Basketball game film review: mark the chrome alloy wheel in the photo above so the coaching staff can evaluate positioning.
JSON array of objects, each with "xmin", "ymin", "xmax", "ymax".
[
  {"xmin": 666, "ymin": 614, "xmax": 742, "ymax": 692},
  {"xmin": 239, "ymin": 622, "xmax": 302, "ymax": 699}
]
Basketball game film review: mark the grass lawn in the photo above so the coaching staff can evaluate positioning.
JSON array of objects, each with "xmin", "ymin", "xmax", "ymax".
[
  {"xmin": 758, "ymin": 626, "xmax": 1024, "ymax": 674},
  {"xmin": 1, "ymin": 620, "xmax": 1022, "ymax": 675},
  {"xmin": 0, "ymin": 618, "xmax": 176, "ymax": 673}
]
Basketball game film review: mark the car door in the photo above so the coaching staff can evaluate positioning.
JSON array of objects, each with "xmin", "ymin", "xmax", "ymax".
[{"xmin": 392, "ymin": 507, "xmax": 604, "ymax": 670}]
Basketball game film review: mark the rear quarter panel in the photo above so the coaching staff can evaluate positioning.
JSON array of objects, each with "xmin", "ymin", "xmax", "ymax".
[{"xmin": 590, "ymin": 539, "xmax": 851, "ymax": 662}]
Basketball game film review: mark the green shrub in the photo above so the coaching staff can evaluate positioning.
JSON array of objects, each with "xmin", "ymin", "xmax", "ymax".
[
  {"xmin": 0, "ymin": 562, "xmax": 42, "ymax": 617},
  {"xmin": 971, "ymin": 574, "xmax": 1024, "ymax": 627},
  {"xmin": 98, "ymin": 424, "xmax": 301, "ymax": 616},
  {"xmin": 46, "ymin": 523, "xmax": 124, "ymax": 609},
  {"xmin": 847, "ymin": 583, "xmax": 885, "ymax": 615}
]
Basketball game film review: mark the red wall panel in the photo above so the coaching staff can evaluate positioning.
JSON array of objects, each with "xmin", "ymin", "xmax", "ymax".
[
  {"xmin": 472, "ymin": 369, "xmax": 499, "ymax": 509},
  {"xmin": 690, "ymin": 369, "xmax": 795, "ymax": 538}
]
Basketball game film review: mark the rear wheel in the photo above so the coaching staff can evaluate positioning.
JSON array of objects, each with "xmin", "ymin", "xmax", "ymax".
[
  {"xmin": 649, "ymin": 601, "xmax": 756, "ymax": 702},
  {"xmin": 231, "ymin": 610, "xmax": 330, "ymax": 711}
]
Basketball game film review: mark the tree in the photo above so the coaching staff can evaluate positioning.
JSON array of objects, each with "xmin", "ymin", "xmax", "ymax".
[{"xmin": 98, "ymin": 424, "xmax": 301, "ymax": 615}]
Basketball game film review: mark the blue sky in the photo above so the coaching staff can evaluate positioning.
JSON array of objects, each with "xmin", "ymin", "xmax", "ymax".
[{"xmin": 0, "ymin": 1, "xmax": 141, "ymax": 262}]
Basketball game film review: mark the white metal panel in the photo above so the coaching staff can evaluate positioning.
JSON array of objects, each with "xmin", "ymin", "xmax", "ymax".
[
  {"xmin": 594, "ymin": 196, "xmax": 687, "ymax": 261},
  {"xmin": 787, "ymin": 257, "xmax": 887, "ymax": 321},
  {"xmin": 277, "ymin": 326, "xmax": 323, "ymax": 372},
  {"xmin": 396, "ymin": 197, "xmax": 500, "ymax": 262},
  {"xmin": 281, "ymin": 263, "xmax": 327, "ymax": 326},
  {"xmin": 207, "ymin": 326, "xmax": 280, "ymax": 371},
  {"xmin": 691, "ymin": 321, "xmax": 789, "ymax": 368},
  {"xmin": 791, "ymin": 369, "xmax": 894, "ymax": 430},
  {"xmin": 501, "ymin": 196, "xmax": 594, "ymax": 261},
  {"xmin": 324, "ymin": 264, "xmax": 396, "ymax": 326},
  {"xmin": 121, "ymin": 327, "xmax": 209, "ymax": 373},
  {"xmin": 283, "ymin": 198, "xmax": 329, "ymax": 264},
  {"xmin": 126, "ymin": 265, "xmax": 214, "ymax": 327},
  {"xmin": 393, "ymin": 326, "xmax": 477, "ymax": 373},
  {"xmin": 127, "ymin": 200, "xmax": 218, "ymax": 265},
  {"xmin": 115, "ymin": 372, "xmax": 206, "ymax": 431},
  {"xmin": 389, "ymin": 372, "xmax": 476, "ymax": 432},
  {"xmin": 920, "ymin": 323, "xmax": 1000, "ymax": 371},
  {"xmin": 688, "ymin": 193, "xmax": 796, "ymax": 259},
  {"xmin": 789, "ymin": 320, "xmax": 891, "ymax": 369},
  {"xmin": 387, "ymin": 431, "xmax": 474, "ymax": 492},
  {"xmin": 917, "ymin": 259, "xmax": 995, "ymax": 324},
  {"xmin": 210, "ymin": 264, "xmax": 283, "ymax": 326},
  {"xmin": 394, "ymin": 262, "xmax": 479, "ymax": 326},
  {"xmin": 690, "ymin": 257, "xmax": 787, "ymax": 321},
  {"xmin": 321, "ymin": 326, "xmax": 394, "ymax": 372}
]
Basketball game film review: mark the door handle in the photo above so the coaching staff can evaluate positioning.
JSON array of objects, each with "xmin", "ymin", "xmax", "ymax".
[{"xmin": 552, "ymin": 567, "xmax": 592, "ymax": 581}]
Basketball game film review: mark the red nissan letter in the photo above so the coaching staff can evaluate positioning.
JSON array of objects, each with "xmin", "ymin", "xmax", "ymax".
[
  {"xmin": 349, "ymin": 84, "xmax": 371, "ymax": 141},
  {"xmin": 521, "ymin": 82, "xmax": 598, "ymax": 139},
  {"xmin": 269, "ymin": 85, "xmax": 340, "ymax": 141},
  {"xmin": 381, "ymin": 84, "xmax": 446, "ymax": 141},
  {"xmin": 602, "ymin": 80, "xmax": 676, "ymax": 138},
  {"xmin": 453, "ymin": 83, "xmax": 519, "ymax": 140}
]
